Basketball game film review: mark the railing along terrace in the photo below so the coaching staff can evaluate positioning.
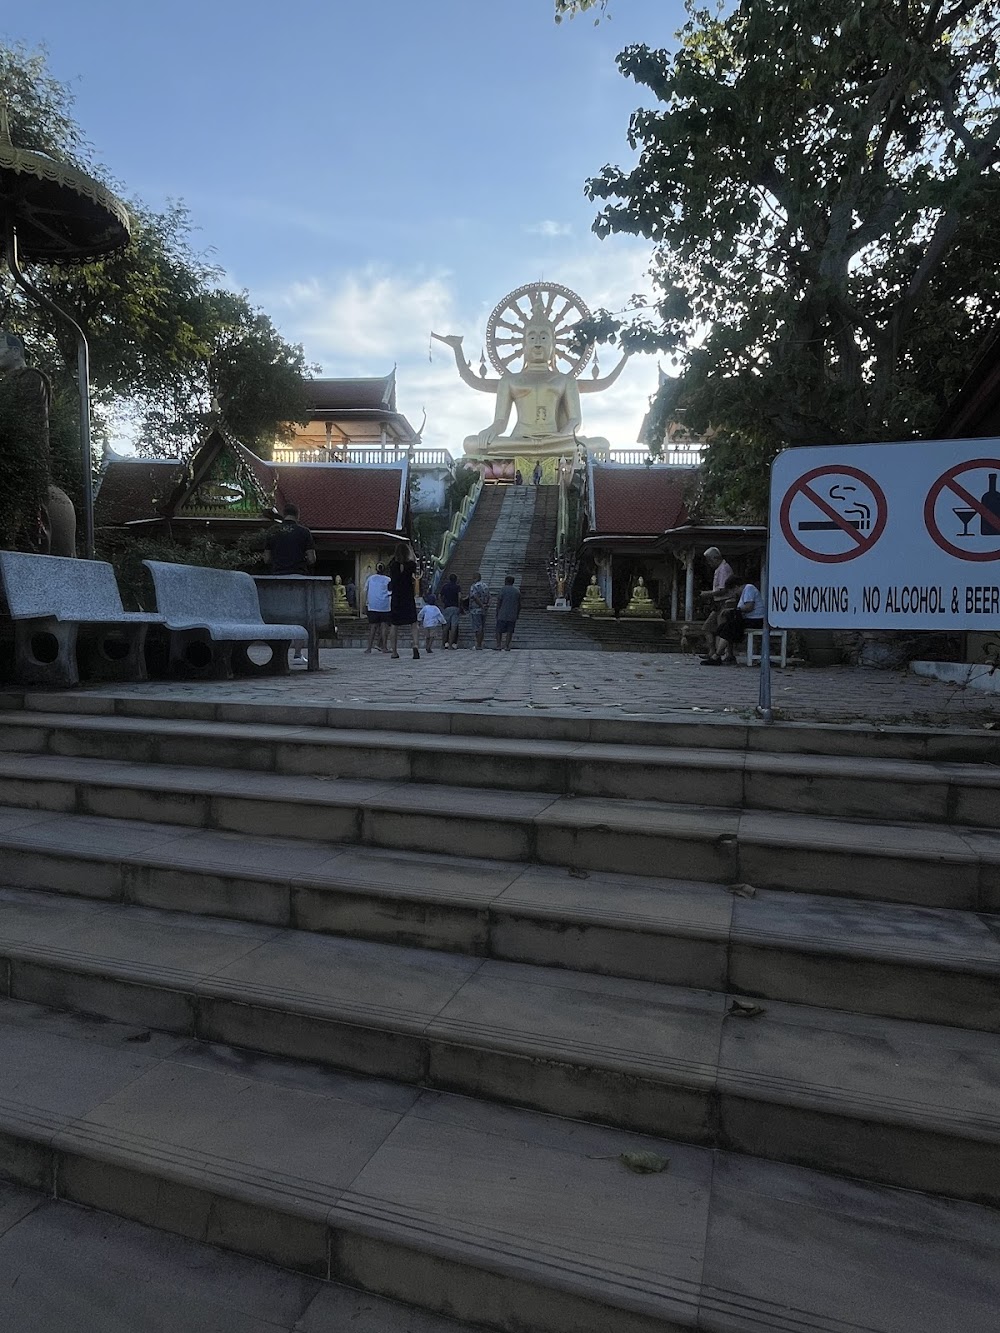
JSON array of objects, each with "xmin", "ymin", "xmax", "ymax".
[
  {"xmin": 605, "ymin": 448, "xmax": 705, "ymax": 467},
  {"xmin": 272, "ymin": 446, "xmax": 455, "ymax": 467}
]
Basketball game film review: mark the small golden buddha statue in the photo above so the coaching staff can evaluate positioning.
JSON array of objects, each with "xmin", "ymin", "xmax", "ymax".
[
  {"xmin": 333, "ymin": 574, "xmax": 353, "ymax": 617},
  {"xmin": 622, "ymin": 576, "xmax": 660, "ymax": 619},
  {"xmin": 580, "ymin": 574, "xmax": 613, "ymax": 618}
]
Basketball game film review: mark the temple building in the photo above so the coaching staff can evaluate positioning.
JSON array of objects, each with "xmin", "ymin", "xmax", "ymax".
[
  {"xmin": 274, "ymin": 371, "xmax": 418, "ymax": 463},
  {"xmin": 95, "ymin": 417, "xmax": 412, "ymax": 595}
]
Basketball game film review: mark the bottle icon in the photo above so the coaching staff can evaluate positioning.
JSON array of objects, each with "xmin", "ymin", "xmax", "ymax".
[{"xmin": 981, "ymin": 473, "xmax": 1000, "ymax": 536}]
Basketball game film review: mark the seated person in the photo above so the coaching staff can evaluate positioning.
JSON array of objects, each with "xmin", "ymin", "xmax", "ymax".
[
  {"xmin": 702, "ymin": 576, "xmax": 764, "ymax": 665},
  {"xmin": 737, "ymin": 579, "xmax": 765, "ymax": 629},
  {"xmin": 417, "ymin": 595, "xmax": 447, "ymax": 653}
]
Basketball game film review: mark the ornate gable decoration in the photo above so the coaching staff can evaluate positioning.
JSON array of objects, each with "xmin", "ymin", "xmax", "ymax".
[{"xmin": 175, "ymin": 429, "xmax": 273, "ymax": 518}]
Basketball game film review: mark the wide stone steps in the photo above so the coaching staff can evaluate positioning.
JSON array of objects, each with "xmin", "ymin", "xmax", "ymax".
[
  {"xmin": 0, "ymin": 1178, "xmax": 477, "ymax": 1332},
  {"xmin": 9, "ymin": 686, "xmax": 1000, "ymax": 762},
  {"xmin": 0, "ymin": 885, "xmax": 997, "ymax": 1208},
  {"xmin": 1, "ymin": 691, "xmax": 999, "ymax": 1330},
  {"xmin": 1, "ymin": 807, "xmax": 998, "ymax": 1030},
  {"xmin": 0, "ymin": 995, "xmax": 997, "ymax": 1333},
  {"xmin": 2, "ymin": 709, "xmax": 999, "ymax": 826},
  {"xmin": 0, "ymin": 751, "xmax": 997, "ymax": 911}
]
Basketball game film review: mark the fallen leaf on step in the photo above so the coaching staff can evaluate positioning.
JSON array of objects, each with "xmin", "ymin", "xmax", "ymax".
[
  {"xmin": 727, "ymin": 1000, "xmax": 766, "ymax": 1019},
  {"xmin": 619, "ymin": 1151, "xmax": 669, "ymax": 1174},
  {"xmin": 984, "ymin": 722, "xmax": 997, "ymax": 730},
  {"xmin": 729, "ymin": 883, "xmax": 757, "ymax": 898},
  {"xmin": 125, "ymin": 1030, "xmax": 151, "ymax": 1043},
  {"xmin": 568, "ymin": 867, "xmax": 590, "ymax": 879}
]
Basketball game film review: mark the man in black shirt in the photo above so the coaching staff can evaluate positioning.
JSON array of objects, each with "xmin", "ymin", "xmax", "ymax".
[
  {"xmin": 439, "ymin": 572, "xmax": 462, "ymax": 648},
  {"xmin": 264, "ymin": 505, "xmax": 316, "ymax": 575}
]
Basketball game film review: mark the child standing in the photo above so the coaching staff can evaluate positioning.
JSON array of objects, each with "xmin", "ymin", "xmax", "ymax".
[{"xmin": 417, "ymin": 596, "xmax": 447, "ymax": 653}]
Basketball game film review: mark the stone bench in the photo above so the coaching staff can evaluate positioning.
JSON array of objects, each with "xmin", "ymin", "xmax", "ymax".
[
  {"xmin": 0, "ymin": 551, "xmax": 163, "ymax": 688},
  {"xmin": 144, "ymin": 561, "xmax": 308, "ymax": 679},
  {"xmin": 746, "ymin": 627, "xmax": 789, "ymax": 668}
]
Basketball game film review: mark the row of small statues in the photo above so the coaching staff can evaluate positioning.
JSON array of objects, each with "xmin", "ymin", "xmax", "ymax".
[{"xmin": 580, "ymin": 575, "xmax": 660, "ymax": 619}]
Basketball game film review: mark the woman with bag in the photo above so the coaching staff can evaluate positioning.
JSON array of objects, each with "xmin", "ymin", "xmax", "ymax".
[{"xmin": 388, "ymin": 543, "xmax": 421, "ymax": 660}]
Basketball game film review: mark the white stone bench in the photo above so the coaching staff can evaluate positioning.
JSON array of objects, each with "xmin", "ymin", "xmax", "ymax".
[
  {"xmin": 746, "ymin": 627, "xmax": 788, "ymax": 668},
  {"xmin": 0, "ymin": 551, "xmax": 163, "ymax": 688},
  {"xmin": 144, "ymin": 560, "xmax": 308, "ymax": 678}
]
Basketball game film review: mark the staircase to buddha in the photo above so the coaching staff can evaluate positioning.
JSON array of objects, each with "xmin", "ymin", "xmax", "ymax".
[{"xmin": 0, "ymin": 687, "xmax": 997, "ymax": 1332}]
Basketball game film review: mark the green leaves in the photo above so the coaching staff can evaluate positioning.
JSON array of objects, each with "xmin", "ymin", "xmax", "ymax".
[
  {"xmin": 1, "ymin": 45, "xmax": 310, "ymax": 461},
  {"xmin": 580, "ymin": 0, "xmax": 1000, "ymax": 518}
]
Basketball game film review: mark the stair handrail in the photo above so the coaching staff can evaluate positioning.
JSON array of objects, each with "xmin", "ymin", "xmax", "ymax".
[{"xmin": 429, "ymin": 475, "xmax": 484, "ymax": 594}]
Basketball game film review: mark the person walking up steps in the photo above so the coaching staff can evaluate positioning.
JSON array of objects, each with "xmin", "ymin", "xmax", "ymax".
[
  {"xmin": 440, "ymin": 572, "xmax": 462, "ymax": 648},
  {"xmin": 364, "ymin": 563, "xmax": 391, "ymax": 653},
  {"xmin": 468, "ymin": 572, "xmax": 490, "ymax": 651},
  {"xmin": 495, "ymin": 575, "xmax": 521, "ymax": 651},
  {"xmin": 418, "ymin": 595, "xmax": 447, "ymax": 653},
  {"xmin": 388, "ymin": 543, "xmax": 421, "ymax": 660}
]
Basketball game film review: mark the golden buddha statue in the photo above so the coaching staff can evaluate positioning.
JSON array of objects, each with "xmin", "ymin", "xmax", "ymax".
[
  {"xmin": 333, "ymin": 574, "xmax": 353, "ymax": 617},
  {"xmin": 432, "ymin": 282, "xmax": 629, "ymax": 462},
  {"xmin": 622, "ymin": 576, "xmax": 660, "ymax": 619},
  {"xmin": 580, "ymin": 574, "xmax": 613, "ymax": 618}
]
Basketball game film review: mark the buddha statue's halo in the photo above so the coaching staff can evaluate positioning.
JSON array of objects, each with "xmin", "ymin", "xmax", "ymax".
[{"xmin": 485, "ymin": 281, "xmax": 594, "ymax": 378}]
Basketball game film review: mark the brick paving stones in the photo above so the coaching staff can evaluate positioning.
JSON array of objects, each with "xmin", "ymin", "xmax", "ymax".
[{"xmin": 44, "ymin": 648, "xmax": 1000, "ymax": 727}]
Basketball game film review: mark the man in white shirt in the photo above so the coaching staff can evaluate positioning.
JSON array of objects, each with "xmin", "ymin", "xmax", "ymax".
[
  {"xmin": 700, "ymin": 546, "xmax": 735, "ymax": 655},
  {"xmin": 364, "ymin": 564, "xmax": 391, "ymax": 653},
  {"xmin": 737, "ymin": 581, "xmax": 765, "ymax": 626}
]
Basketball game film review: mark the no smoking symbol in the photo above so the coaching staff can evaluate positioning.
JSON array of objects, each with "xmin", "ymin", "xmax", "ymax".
[
  {"xmin": 779, "ymin": 465, "xmax": 888, "ymax": 564},
  {"xmin": 924, "ymin": 460, "xmax": 1000, "ymax": 562}
]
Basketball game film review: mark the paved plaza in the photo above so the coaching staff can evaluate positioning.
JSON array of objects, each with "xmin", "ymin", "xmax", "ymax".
[{"xmin": 65, "ymin": 647, "xmax": 1000, "ymax": 727}]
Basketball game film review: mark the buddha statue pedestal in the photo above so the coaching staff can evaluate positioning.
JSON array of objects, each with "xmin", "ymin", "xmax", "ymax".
[
  {"xmin": 333, "ymin": 575, "xmax": 355, "ymax": 618},
  {"xmin": 621, "ymin": 577, "xmax": 660, "ymax": 619},
  {"xmin": 580, "ymin": 575, "xmax": 613, "ymax": 618}
]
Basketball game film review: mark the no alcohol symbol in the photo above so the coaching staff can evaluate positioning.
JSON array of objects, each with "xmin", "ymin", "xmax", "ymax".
[
  {"xmin": 778, "ymin": 465, "xmax": 888, "ymax": 564},
  {"xmin": 924, "ymin": 459, "xmax": 1000, "ymax": 562}
]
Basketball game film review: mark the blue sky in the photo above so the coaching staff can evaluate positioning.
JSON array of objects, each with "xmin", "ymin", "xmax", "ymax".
[{"xmin": 4, "ymin": 0, "xmax": 688, "ymax": 451}]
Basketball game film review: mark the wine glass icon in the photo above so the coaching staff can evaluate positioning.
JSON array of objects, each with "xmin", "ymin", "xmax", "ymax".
[{"xmin": 954, "ymin": 506, "xmax": 977, "ymax": 537}]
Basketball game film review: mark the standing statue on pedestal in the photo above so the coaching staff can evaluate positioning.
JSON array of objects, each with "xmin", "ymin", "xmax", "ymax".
[
  {"xmin": 432, "ymin": 282, "xmax": 629, "ymax": 463},
  {"xmin": 0, "ymin": 332, "xmax": 76, "ymax": 556}
]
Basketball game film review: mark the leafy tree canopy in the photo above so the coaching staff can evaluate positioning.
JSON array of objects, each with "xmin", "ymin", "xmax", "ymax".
[
  {"xmin": 1, "ymin": 43, "xmax": 312, "ymax": 462},
  {"xmin": 569, "ymin": 1, "xmax": 1000, "ymax": 518}
]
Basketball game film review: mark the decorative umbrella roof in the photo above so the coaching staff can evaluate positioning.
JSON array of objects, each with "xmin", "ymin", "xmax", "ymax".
[{"xmin": 0, "ymin": 105, "xmax": 130, "ymax": 262}]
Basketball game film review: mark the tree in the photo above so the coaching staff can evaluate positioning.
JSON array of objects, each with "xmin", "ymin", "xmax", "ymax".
[
  {"xmin": 570, "ymin": 1, "xmax": 1000, "ymax": 518},
  {"xmin": 555, "ymin": 0, "xmax": 611, "ymax": 21},
  {"xmin": 1, "ymin": 44, "xmax": 311, "ymax": 465}
]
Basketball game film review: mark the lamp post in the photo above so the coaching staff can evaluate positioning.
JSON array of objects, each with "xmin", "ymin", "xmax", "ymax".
[{"xmin": 0, "ymin": 105, "xmax": 131, "ymax": 558}]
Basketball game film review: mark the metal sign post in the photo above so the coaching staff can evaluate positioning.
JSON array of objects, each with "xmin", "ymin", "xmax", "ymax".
[{"xmin": 757, "ymin": 552, "xmax": 772, "ymax": 722}]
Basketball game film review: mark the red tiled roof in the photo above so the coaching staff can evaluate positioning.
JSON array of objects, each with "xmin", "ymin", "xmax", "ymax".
[
  {"xmin": 591, "ymin": 464, "xmax": 692, "ymax": 535},
  {"xmin": 95, "ymin": 459, "xmax": 186, "ymax": 526},
  {"xmin": 274, "ymin": 464, "xmax": 405, "ymax": 533}
]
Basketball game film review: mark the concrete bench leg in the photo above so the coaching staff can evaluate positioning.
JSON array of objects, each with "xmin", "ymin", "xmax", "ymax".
[
  {"xmin": 12, "ymin": 618, "xmax": 79, "ymax": 688},
  {"xmin": 77, "ymin": 624, "xmax": 150, "ymax": 683},
  {"xmin": 231, "ymin": 640, "xmax": 293, "ymax": 677},
  {"xmin": 166, "ymin": 631, "xmax": 233, "ymax": 680}
]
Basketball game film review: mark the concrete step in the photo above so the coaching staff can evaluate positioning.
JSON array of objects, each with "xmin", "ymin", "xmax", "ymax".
[
  {"xmin": 0, "ymin": 1179, "xmax": 480, "ymax": 1333},
  {"xmin": 0, "ymin": 752, "xmax": 997, "ymax": 910},
  {"xmin": 0, "ymin": 995, "xmax": 998, "ymax": 1332},
  {"xmin": 2, "ymin": 710, "xmax": 999, "ymax": 826},
  {"xmin": 7, "ymin": 687, "xmax": 1000, "ymax": 762},
  {"xmin": 1, "ymin": 887, "xmax": 998, "ymax": 1204},
  {"xmin": 2, "ymin": 807, "xmax": 999, "ymax": 1031}
]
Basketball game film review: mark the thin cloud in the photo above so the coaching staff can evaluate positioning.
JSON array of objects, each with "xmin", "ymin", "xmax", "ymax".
[{"xmin": 525, "ymin": 220, "xmax": 573, "ymax": 238}]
